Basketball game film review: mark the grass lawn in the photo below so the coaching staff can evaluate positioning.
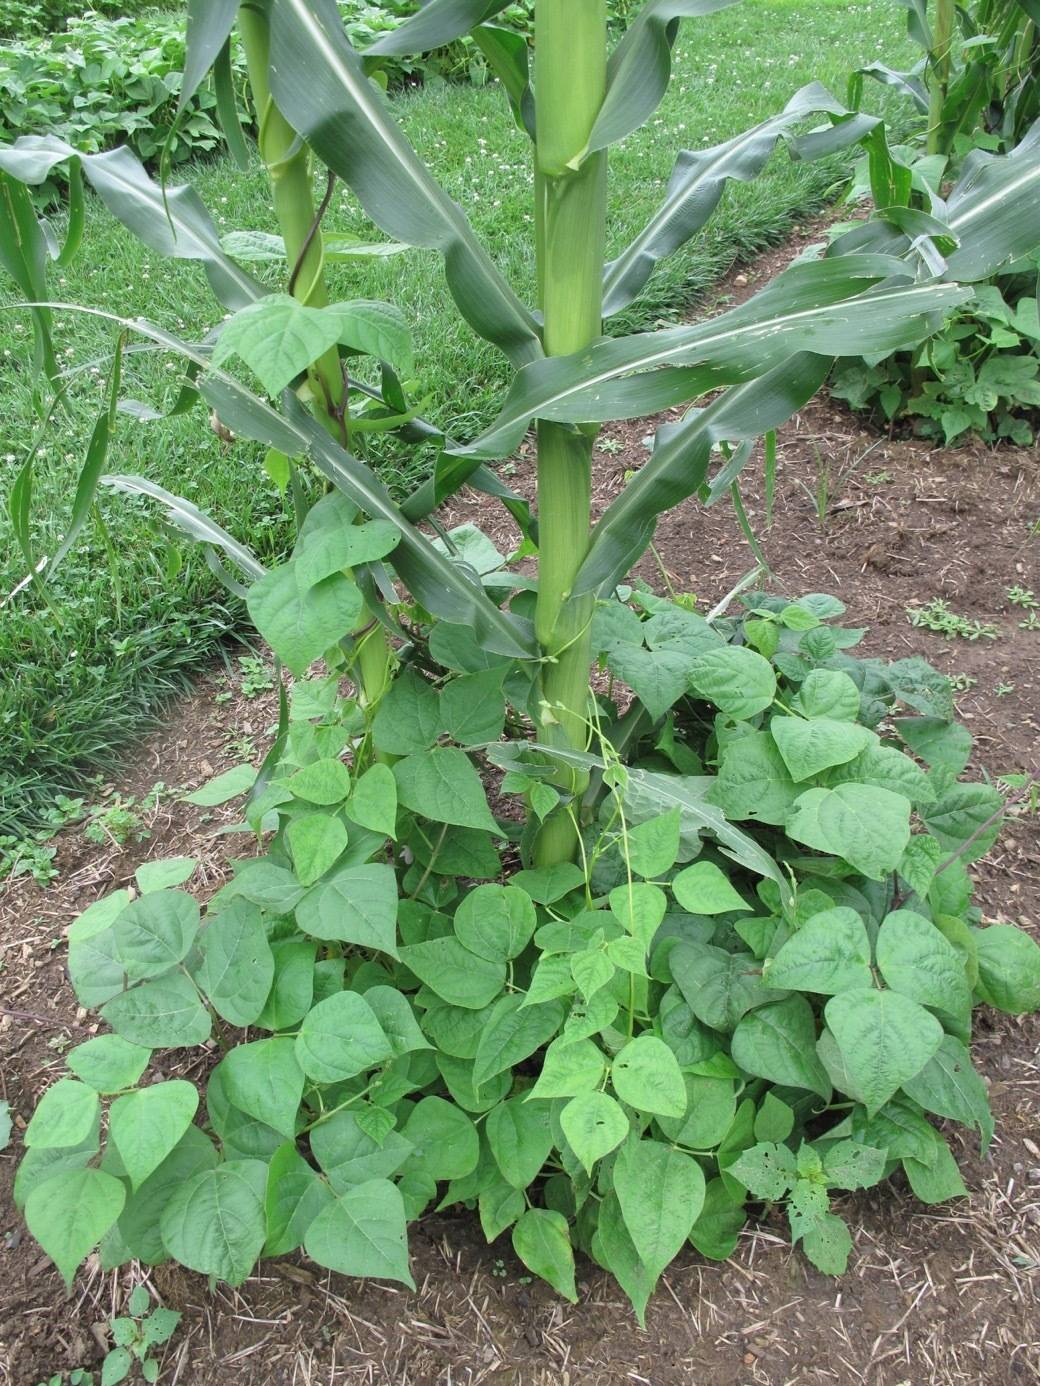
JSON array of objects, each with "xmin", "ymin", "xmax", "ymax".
[{"xmin": 0, "ymin": 0, "xmax": 914, "ymax": 841}]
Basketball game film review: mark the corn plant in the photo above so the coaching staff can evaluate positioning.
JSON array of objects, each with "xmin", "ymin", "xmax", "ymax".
[
  {"xmin": 5, "ymin": 0, "xmax": 1040, "ymax": 1317},
  {"xmin": 853, "ymin": 0, "xmax": 1039, "ymax": 157}
]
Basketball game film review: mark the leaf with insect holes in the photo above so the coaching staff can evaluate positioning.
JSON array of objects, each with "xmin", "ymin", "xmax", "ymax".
[
  {"xmin": 611, "ymin": 1035, "xmax": 686, "ymax": 1117},
  {"xmin": 560, "ymin": 1091, "xmax": 629, "ymax": 1173}
]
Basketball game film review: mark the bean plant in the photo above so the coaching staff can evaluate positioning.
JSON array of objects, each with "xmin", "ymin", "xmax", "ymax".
[{"xmin": 4, "ymin": 0, "xmax": 1040, "ymax": 1317}]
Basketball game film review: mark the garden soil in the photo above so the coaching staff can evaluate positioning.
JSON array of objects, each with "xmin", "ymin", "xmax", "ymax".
[{"xmin": 1, "ymin": 241, "xmax": 1039, "ymax": 1386}]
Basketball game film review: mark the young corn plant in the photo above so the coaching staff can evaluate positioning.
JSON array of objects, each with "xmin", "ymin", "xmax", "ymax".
[{"xmin": 5, "ymin": 0, "xmax": 1040, "ymax": 1318}]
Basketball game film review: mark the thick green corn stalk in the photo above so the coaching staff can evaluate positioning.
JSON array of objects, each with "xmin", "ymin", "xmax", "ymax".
[
  {"xmin": 238, "ymin": 3, "xmax": 391, "ymax": 703},
  {"xmin": 532, "ymin": 0, "xmax": 608, "ymax": 865}
]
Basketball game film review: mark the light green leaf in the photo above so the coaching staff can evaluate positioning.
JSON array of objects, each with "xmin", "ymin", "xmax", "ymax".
[
  {"xmin": 472, "ymin": 996, "xmax": 567, "ymax": 1087},
  {"xmin": 511, "ymin": 1209, "xmax": 577, "ymax": 1302},
  {"xmin": 560, "ymin": 1091, "xmax": 630, "ymax": 1173},
  {"xmin": 372, "ymin": 669, "xmax": 442, "ymax": 756},
  {"xmin": 624, "ymin": 808, "xmax": 681, "ymax": 878},
  {"xmin": 824, "ymin": 989, "xmax": 943, "ymax": 1113},
  {"xmin": 66, "ymin": 1035, "xmax": 151, "ymax": 1094},
  {"xmin": 264, "ymin": 1142, "xmax": 335, "ymax": 1257},
  {"xmin": 221, "ymin": 1039, "xmax": 305, "ymax": 1140},
  {"xmin": 441, "ymin": 668, "xmax": 507, "ymax": 747},
  {"xmin": 765, "ymin": 907, "xmax": 872, "ymax": 994},
  {"xmin": 712, "ymin": 731, "xmax": 800, "ymax": 826},
  {"xmin": 101, "ymin": 973, "xmax": 211, "ymax": 1048},
  {"xmin": 256, "ymin": 939, "xmax": 316, "ymax": 1031},
  {"xmin": 25, "ymin": 1168, "xmax": 125, "ymax": 1287},
  {"xmin": 363, "ymin": 986, "xmax": 431, "ymax": 1057},
  {"xmin": 614, "ymin": 1137, "xmax": 706, "ymax": 1279},
  {"xmin": 185, "ymin": 763, "xmax": 257, "ymax": 806},
  {"xmin": 822, "ymin": 743, "xmax": 935, "ymax": 804},
  {"xmin": 612, "ymin": 1035, "xmax": 686, "ymax": 1117},
  {"xmin": 875, "ymin": 909, "xmax": 971, "ymax": 1014},
  {"xmin": 160, "ymin": 1160, "xmax": 269, "ymax": 1286},
  {"xmin": 454, "ymin": 884, "xmax": 536, "ymax": 963},
  {"xmin": 902, "ymin": 1133, "xmax": 969, "ymax": 1204},
  {"xmin": 346, "ymin": 764, "xmax": 398, "ymax": 839},
  {"xmin": 486, "ymin": 1101, "xmax": 554, "ymax": 1190},
  {"xmin": 295, "ymin": 991, "xmax": 392, "ymax": 1084},
  {"xmin": 608, "ymin": 882, "xmax": 667, "ymax": 945},
  {"xmin": 305, "ymin": 1177, "xmax": 414, "ymax": 1286},
  {"xmin": 897, "ymin": 834, "xmax": 945, "ymax": 898},
  {"xmin": 670, "ymin": 942, "xmax": 783, "ymax": 1032},
  {"xmin": 770, "ymin": 717, "xmax": 872, "ymax": 782},
  {"xmin": 296, "ymin": 863, "xmax": 398, "ymax": 954},
  {"xmin": 529, "ymin": 1038, "xmax": 606, "ymax": 1100},
  {"xmin": 196, "ymin": 900, "xmax": 275, "ymax": 1026},
  {"xmin": 211, "ymin": 294, "xmax": 345, "ymax": 392},
  {"xmin": 596, "ymin": 1193, "xmax": 656, "ymax": 1325},
  {"xmin": 109, "ymin": 1081, "xmax": 199, "ymax": 1190},
  {"xmin": 110, "ymin": 890, "xmax": 200, "ymax": 982},
  {"xmin": 401, "ymin": 1096, "xmax": 479, "ymax": 1181},
  {"xmin": 285, "ymin": 813, "xmax": 348, "ymax": 888},
  {"xmin": 247, "ymin": 565, "xmax": 363, "ymax": 677},
  {"xmin": 920, "ymin": 781, "xmax": 1003, "ymax": 862},
  {"xmin": 794, "ymin": 669, "xmax": 861, "ymax": 721},
  {"xmin": 289, "ymin": 758, "xmax": 352, "ymax": 806},
  {"xmin": 902, "ymin": 1035, "xmax": 993, "ymax": 1150},
  {"xmin": 310, "ymin": 1111, "xmax": 413, "ymax": 1191},
  {"xmin": 511, "ymin": 862, "xmax": 585, "ymax": 904},
  {"xmin": 973, "ymin": 924, "xmax": 1040, "ymax": 1014},
  {"xmin": 400, "ymin": 937, "xmax": 506, "ymax": 1010},
  {"xmin": 688, "ymin": 1177, "xmax": 746, "ymax": 1260},
  {"xmin": 799, "ymin": 1210, "xmax": 852, "ymax": 1275},
  {"xmin": 792, "ymin": 783, "xmax": 912, "ymax": 879},
  {"xmin": 134, "ymin": 857, "xmax": 198, "ymax": 893},
  {"xmin": 479, "ymin": 1180, "xmax": 526, "ymax": 1243},
  {"xmin": 731, "ymin": 997, "xmax": 832, "ymax": 1099},
  {"xmin": 24, "ymin": 1079, "xmax": 99, "ymax": 1150},
  {"xmin": 820, "ymin": 1140, "xmax": 887, "ymax": 1191},
  {"xmin": 689, "ymin": 645, "xmax": 777, "ymax": 719},
  {"xmin": 671, "ymin": 860, "xmax": 750, "ymax": 915},
  {"xmin": 394, "ymin": 747, "xmax": 499, "ymax": 833}
]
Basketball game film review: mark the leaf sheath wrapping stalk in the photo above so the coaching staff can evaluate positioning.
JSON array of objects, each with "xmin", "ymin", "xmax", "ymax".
[{"xmin": 268, "ymin": 0, "xmax": 541, "ymax": 366}]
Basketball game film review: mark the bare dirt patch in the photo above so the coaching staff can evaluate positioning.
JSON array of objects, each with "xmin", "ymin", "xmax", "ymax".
[{"xmin": 2, "ymin": 244, "xmax": 1039, "ymax": 1384}]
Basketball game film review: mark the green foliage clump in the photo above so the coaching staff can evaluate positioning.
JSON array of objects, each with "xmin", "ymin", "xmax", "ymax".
[
  {"xmin": 15, "ymin": 569, "xmax": 1039, "ymax": 1314},
  {"xmin": 0, "ymin": 12, "xmax": 235, "ymax": 172},
  {"xmin": 832, "ymin": 255, "xmax": 1040, "ymax": 446},
  {"xmin": 0, "ymin": 1, "xmax": 160, "ymax": 41}
]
